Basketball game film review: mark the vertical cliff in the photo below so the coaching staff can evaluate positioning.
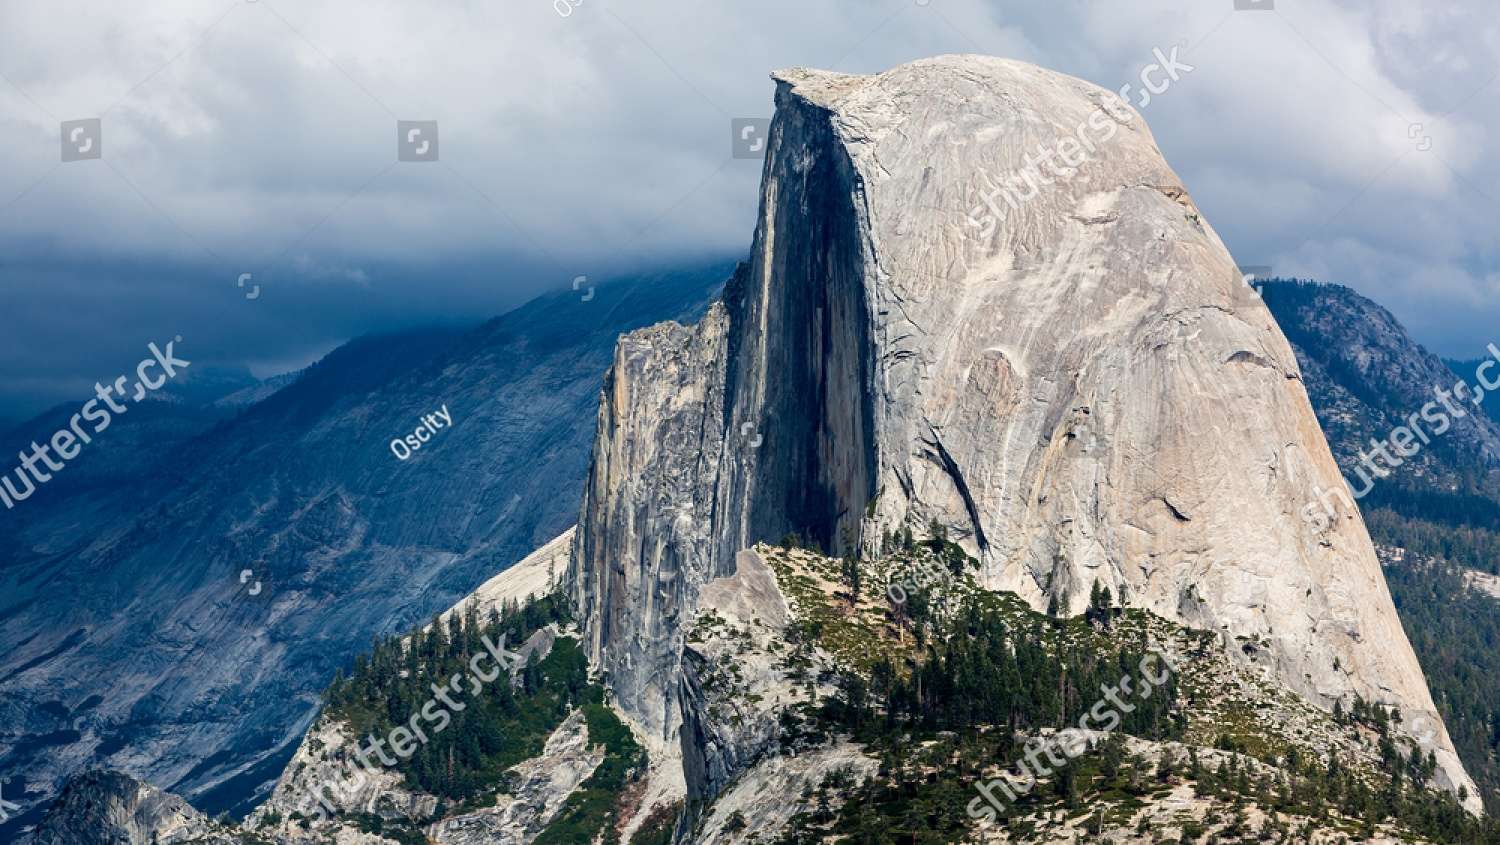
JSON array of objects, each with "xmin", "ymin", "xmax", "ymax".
[{"xmin": 567, "ymin": 55, "xmax": 1478, "ymax": 810}]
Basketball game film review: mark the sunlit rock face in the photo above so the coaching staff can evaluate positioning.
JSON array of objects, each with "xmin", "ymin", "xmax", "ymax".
[{"xmin": 567, "ymin": 54, "xmax": 1477, "ymax": 809}]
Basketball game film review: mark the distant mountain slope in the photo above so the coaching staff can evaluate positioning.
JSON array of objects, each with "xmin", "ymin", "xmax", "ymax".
[
  {"xmin": 0, "ymin": 263, "xmax": 730, "ymax": 838},
  {"xmin": 0, "ymin": 366, "xmax": 279, "ymax": 506},
  {"xmin": 28, "ymin": 770, "xmax": 252, "ymax": 845},
  {"xmin": 211, "ymin": 371, "xmax": 303, "ymax": 410},
  {"xmin": 1260, "ymin": 281, "xmax": 1500, "ymax": 494}
]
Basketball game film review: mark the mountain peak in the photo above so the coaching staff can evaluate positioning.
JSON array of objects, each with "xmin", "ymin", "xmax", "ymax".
[{"xmin": 569, "ymin": 54, "xmax": 1480, "ymax": 812}]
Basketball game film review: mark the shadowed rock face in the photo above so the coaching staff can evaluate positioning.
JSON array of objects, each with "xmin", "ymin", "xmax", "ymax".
[
  {"xmin": 29, "ymin": 770, "xmax": 231, "ymax": 845},
  {"xmin": 567, "ymin": 55, "xmax": 1478, "ymax": 808}
]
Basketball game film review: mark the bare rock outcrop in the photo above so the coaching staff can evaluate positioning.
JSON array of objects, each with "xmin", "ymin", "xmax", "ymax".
[
  {"xmin": 693, "ymin": 742, "xmax": 878, "ymax": 845},
  {"xmin": 247, "ymin": 715, "xmax": 440, "ymax": 838},
  {"xmin": 28, "ymin": 770, "xmax": 240, "ymax": 845},
  {"xmin": 566, "ymin": 54, "xmax": 1478, "ymax": 809},
  {"xmin": 680, "ymin": 549, "xmax": 839, "ymax": 803},
  {"xmin": 429, "ymin": 709, "xmax": 604, "ymax": 845}
]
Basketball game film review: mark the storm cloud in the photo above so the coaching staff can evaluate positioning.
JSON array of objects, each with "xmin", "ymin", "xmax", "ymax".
[{"xmin": 0, "ymin": 0, "xmax": 1495, "ymax": 418}]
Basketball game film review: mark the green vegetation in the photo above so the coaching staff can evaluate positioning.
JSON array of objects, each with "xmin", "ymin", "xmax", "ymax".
[
  {"xmin": 837, "ymin": 613, "xmax": 1177, "ymax": 838},
  {"xmin": 533, "ymin": 693, "xmax": 646, "ymax": 845},
  {"xmin": 847, "ymin": 602, "xmax": 1180, "ymax": 742},
  {"xmin": 628, "ymin": 801, "xmax": 681, "ymax": 845},
  {"xmin": 347, "ymin": 812, "xmax": 427, "ymax": 844},
  {"xmin": 1262, "ymin": 278, "xmax": 1500, "ymax": 821},
  {"xmin": 321, "ymin": 592, "xmax": 587, "ymax": 802},
  {"xmin": 777, "ymin": 734, "xmax": 1175, "ymax": 844},
  {"xmin": 311, "ymin": 587, "xmax": 653, "ymax": 842},
  {"xmin": 768, "ymin": 543, "xmax": 1184, "ymax": 843},
  {"xmin": 1447, "ymin": 358, "xmax": 1500, "ymax": 422},
  {"xmin": 762, "ymin": 543, "xmax": 1500, "ymax": 843},
  {"xmin": 1369, "ymin": 507, "xmax": 1500, "ymax": 575},
  {"xmin": 780, "ymin": 660, "xmax": 1500, "ymax": 844},
  {"xmin": 883, "ymin": 518, "xmax": 978, "ymax": 578},
  {"xmin": 185, "ymin": 828, "xmax": 275, "ymax": 845},
  {"xmin": 1261, "ymin": 280, "xmax": 1393, "ymax": 413},
  {"xmin": 1366, "ymin": 483, "xmax": 1500, "ymax": 540},
  {"xmin": 1378, "ymin": 534, "xmax": 1500, "ymax": 814}
]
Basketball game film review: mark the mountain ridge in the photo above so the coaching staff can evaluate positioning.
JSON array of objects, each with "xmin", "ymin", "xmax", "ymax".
[{"xmin": 0, "ymin": 264, "xmax": 730, "ymax": 838}]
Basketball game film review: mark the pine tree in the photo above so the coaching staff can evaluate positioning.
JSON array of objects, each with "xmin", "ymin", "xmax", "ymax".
[
  {"xmin": 840, "ymin": 554, "xmax": 862, "ymax": 609},
  {"xmin": 1087, "ymin": 580, "xmax": 1114, "ymax": 627}
]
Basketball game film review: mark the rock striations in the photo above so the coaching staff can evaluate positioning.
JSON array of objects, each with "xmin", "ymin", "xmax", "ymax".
[{"xmin": 566, "ymin": 54, "xmax": 1479, "ymax": 810}]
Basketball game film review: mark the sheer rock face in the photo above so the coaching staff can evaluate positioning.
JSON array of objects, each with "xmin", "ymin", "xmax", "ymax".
[
  {"xmin": 567, "ymin": 55, "xmax": 1477, "ymax": 807},
  {"xmin": 680, "ymin": 550, "xmax": 838, "ymax": 804}
]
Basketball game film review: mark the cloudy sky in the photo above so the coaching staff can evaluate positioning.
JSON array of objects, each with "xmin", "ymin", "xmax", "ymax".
[{"xmin": 0, "ymin": 0, "xmax": 1495, "ymax": 419}]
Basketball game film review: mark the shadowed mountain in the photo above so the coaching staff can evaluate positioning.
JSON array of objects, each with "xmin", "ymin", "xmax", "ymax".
[
  {"xmin": 0, "ymin": 263, "xmax": 730, "ymax": 837},
  {"xmin": 0, "ymin": 366, "xmax": 277, "ymax": 505},
  {"xmin": 1260, "ymin": 280, "xmax": 1500, "ymax": 492}
]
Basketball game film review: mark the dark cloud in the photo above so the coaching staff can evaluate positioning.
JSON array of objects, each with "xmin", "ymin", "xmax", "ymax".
[{"xmin": 0, "ymin": 0, "xmax": 1495, "ymax": 418}]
